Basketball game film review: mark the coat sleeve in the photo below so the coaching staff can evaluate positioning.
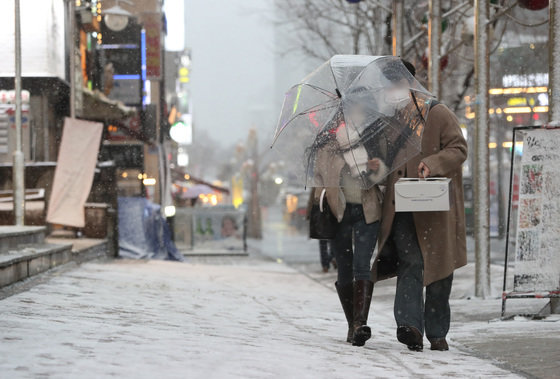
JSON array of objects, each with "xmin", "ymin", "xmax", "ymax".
[{"xmin": 421, "ymin": 105, "xmax": 468, "ymax": 177}]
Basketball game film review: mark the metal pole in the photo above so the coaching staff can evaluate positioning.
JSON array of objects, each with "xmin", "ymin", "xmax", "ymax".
[
  {"xmin": 496, "ymin": 122, "xmax": 505, "ymax": 238},
  {"xmin": 69, "ymin": 0, "xmax": 75, "ymax": 118},
  {"xmin": 474, "ymin": 0, "xmax": 491, "ymax": 298},
  {"xmin": 13, "ymin": 0, "xmax": 25, "ymax": 226},
  {"xmin": 428, "ymin": 0, "xmax": 441, "ymax": 98},
  {"xmin": 392, "ymin": 0, "xmax": 404, "ymax": 57},
  {"xmin": 247, "ymin": 129, "xmax": 262, "ymax": 239},
  {"xmin": 549, "ymin": 0, "xmax": 560, "ymax": 123},
  {"xmin": 375, "ymin": 5, "xmax": 385, "ymax": 55},
  {"xmin": 501, "ymin": 127, "xmax": 521, "ymax": 318},
  {"xmin": 548, "ymin": 0, "xmax": 560, "ymax": 314}
]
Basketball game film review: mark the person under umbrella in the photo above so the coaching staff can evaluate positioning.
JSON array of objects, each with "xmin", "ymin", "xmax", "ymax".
[
  {"xmin": 371, "ymin": 60, "xmax": 468, "ymax": 352},
  {"xmin": 272, "ymin": 55, "xmax": 435, "ymax": 347},
  {"xmin": 310, "ymin": 106, "xmax": 387, "ymax": 347}
]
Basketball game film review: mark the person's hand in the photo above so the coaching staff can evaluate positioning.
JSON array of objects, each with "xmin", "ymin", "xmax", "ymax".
[
  {"xmin": 367, "ymin": 158, "xmax": 381, "ymax": 172},
  {"xmin": 418, "ymin": 161, "xmax": 430, "ymax": 178}
]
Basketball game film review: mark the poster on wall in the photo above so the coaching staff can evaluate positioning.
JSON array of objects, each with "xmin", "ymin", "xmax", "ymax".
[
  {"xmin": 191, "ymin": 209, "xmax": 246, "ymax": 252},
  {"xmin": 511, "ymin": 128, "xmax": 560, "ymax": 293},
  {"xmin": 173, "ymin": 207, "xmax": 247, "ymax": 254}
]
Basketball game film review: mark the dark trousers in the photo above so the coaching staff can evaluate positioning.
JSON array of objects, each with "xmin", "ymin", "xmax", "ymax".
[
  {"xmin": 390, "ymin": 212, "xmax": 453, "ymax": 339},
  {"xmin": 319, "ymin": 240, "xmax": 333, "ymax": 269},
  {"xmin": 333, "ymin": 204, "xmax": 379, "ymax": 286}
]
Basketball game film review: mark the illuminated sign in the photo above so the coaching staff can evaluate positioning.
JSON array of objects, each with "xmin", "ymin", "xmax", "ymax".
[
  {"xmin": 143, "ymin": 13, "xmax": 161, "ymax": 79},
  {"xmin": 502, "ymin": 73, "xmax": 548, "ymax": 88},
  {"xmin": 507, "ymin": 97, "xmax": 527, "ymax": 107},
  {"xmin": 170, "ymin": 114, "xmax": 193, "ymax": 145}
]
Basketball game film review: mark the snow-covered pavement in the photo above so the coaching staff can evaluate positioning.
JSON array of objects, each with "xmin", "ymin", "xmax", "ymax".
[
  {"xmin": 1, "ymin": 205, "xmax": 559, "ymax": 378},
  {"xmin": 0, "ymin": 257, "xmax": 532, "ymax": 378}
]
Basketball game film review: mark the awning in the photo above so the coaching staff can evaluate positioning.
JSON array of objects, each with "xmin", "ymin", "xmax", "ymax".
[
  {"xmin": 171, "ymin": 168, "xmax": 230, "ymax": 195},
  {"xmin": 78, "ymin": 88, "xmax": 136, "ymax": 122}
]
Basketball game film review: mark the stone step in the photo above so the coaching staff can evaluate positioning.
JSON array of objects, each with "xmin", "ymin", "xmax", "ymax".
[
  {"xmin": 0, "ymin": 242, "xmax": 73, "ymax": 287},
  {"xmin": 0, "ymin": 226, "xmax": 46, "ymax": 253}
]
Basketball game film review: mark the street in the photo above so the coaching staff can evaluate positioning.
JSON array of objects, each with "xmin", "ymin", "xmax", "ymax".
[
  {"xmin": 0, "ymin": 259, "xmax": 523, "ymax": 378},
  {"xmin": 1, "ymin": 1, "xmax": 559, "ymax": 378},
  {"xmin": 1, "ymin": 206, "xmax": 559, "ymax": 378}
]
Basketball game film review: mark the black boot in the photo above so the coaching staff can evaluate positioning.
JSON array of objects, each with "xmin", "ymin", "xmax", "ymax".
[
  {"xmin": 352, "ymin": 280, "xmax": 374, "ymax": 346},
  {"xmin": 428, "ymin": 337, "xmax": 448, "ymax": 351},
  {"xmin": 397, "ymin": 326, "xmax": 423, "ymax": 351},
  {"xmin": 335, "ymin": 281, "xmax": 354, "ymax": 343}
]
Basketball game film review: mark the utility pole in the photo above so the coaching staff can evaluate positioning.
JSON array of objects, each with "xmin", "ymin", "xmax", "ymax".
[
  {"xmin": 13, "ymin": 0, "xmax": 25, "ymax": 226},
  {"xmin": 374, "ymin": 6, "xmax": 385, "ymax": 55},
  {"xmin": 549, "ymin": 1, "xmax": 560, "ymax": 123},
  {"xmin": 548, "ymin": 0, "xmax": 560, "ymax": 314},
  {"xmin": 496, "ymin": 120, "xmax": 505, "ymax": 238},
  {"xmin": 68, "ymin": 0, "xmax": 76, "ymax": 118},
  {"xmin": 473, "ymin": 0, "xmax": 491, "ymax": 298},
  {"xmin": 247, "ymin": 129, "xmax": 262, "ymax": 239},
  {"xmin": 392, "ymin": 0, "xmax": 404, "ymax": 57},
  {"xmin": 428, "ymin": 0, "xmax": 441, "ymax": 98}
]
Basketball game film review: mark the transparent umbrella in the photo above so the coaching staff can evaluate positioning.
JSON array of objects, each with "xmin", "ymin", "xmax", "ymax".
[{"xmin": 271, "ymin": 55, "xmax": 435, "ymax": 189}]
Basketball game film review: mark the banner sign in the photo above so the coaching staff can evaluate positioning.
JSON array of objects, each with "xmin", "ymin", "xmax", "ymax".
[
  {"xmin": 510, "ymin": 128, "xmax": 560, "ymax": 293},
  {"xmin": 142, "ymin": 13, "xmax": 162, "ymax": 80},
  {"xmin": 47, "ymin": 118, "xmax": 103, "ymax": 227}
]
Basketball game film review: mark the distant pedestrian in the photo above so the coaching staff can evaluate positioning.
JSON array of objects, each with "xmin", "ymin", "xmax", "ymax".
[
  {"xmin": 318, "ymin": 239, "xmax": 336, "ymax": 273},
  {"xmin": 371, "ymin": 60, "xmax": 468, "ymax": 352}
]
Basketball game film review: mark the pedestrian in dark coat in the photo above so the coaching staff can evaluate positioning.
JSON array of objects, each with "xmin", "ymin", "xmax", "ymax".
[{"xmin": 371, "ymin": 60, "xmax": 468, "ymax": 352}]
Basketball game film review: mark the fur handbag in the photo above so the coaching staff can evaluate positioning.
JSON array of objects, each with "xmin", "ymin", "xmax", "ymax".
[{"xmin": 309, "ymin": 189, "xmax": 338, "ymax": 240}]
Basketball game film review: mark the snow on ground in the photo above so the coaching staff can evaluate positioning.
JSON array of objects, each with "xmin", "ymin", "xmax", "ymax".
[{"xmin": 0, "ymin": 259, "xmax": 524, "ymax": 379}]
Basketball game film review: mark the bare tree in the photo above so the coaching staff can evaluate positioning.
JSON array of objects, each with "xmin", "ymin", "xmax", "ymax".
[
  {"xmin": 273, "ymin": 0, "xmax": 540, "ymax": 114},
  {"xmin": 275, "ymin": 0, "xmax": 390, "ymax": 60}
]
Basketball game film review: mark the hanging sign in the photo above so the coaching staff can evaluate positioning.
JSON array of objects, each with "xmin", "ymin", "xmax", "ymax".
[{"xmin": 142, "ymin": 13, "xmax": 162, "ymax": 80}]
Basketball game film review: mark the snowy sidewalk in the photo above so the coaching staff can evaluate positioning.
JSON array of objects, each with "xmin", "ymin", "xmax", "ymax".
[{"xmin": 0, "ymin": 257, "xmax": 539, "ymax": 378}]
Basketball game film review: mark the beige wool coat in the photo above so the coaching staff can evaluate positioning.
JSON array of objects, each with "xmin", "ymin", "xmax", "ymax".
[
  {"xmin": 311, "ymin": 144, "xmax": 384, "ymax": 225},
  {"xmin": 371, "ymin": 103, "xmax": 468, "ymax": 286}
]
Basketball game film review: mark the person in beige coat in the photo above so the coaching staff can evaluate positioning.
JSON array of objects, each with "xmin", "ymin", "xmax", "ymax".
[
  {"xmin": 311, "ymin": 110, "xmax": 387, "ymax": 347},
  {"xmin": 371, "ymin": 60, "xmax": 468, "ymax": 352}
]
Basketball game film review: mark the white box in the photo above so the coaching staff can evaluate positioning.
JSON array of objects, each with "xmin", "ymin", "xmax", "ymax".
[{"xmin": 395, "ymin": 178, "xmax": 451, "ymax": 212}]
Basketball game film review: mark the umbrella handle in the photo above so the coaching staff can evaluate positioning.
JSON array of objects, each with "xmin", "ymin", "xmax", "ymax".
[{"xmin": 319, "ymin": 188, "xmax": 327, "ymax": 213}]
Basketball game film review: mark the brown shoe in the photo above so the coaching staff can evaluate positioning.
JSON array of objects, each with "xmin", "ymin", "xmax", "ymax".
[
  {"xmin": 428, "ymin": 337, "xmax": 449, "ymax": 351},
  {"xmin": 397, "ymin": 326, "xmax": 423, "ymax": 351}
]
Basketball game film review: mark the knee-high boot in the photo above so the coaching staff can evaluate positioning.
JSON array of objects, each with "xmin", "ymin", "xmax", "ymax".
[
  {"xmin": 352, "ymin": 280, "xmax": 374, "ymax": 346},
  {"xmin": 335, "ymin": 281, "xmax": 354, "ymax": 343}
]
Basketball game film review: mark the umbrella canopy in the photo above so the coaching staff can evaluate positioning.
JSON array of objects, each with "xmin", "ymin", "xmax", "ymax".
[{"xmin": 271, "ymin": 55, "xmax": 435, "ymax": 189}]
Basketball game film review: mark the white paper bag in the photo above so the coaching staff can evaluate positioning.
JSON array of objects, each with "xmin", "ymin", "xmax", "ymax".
[{"xmin": 395, "ymin": 178, "xmax": 451, "ymax": 212}]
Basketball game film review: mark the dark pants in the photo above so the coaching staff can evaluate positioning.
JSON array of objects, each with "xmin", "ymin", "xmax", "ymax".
[
  {"xmin": 333, "ymin": 204, "xmax": 379, "ymax": 286},
  {"xmin": 319, "ymin": 240, "xmax": 334, "ymax": 269},
  {"xmin": 390, "ymin": 212, "xmax": 453, "ymax": 339}
]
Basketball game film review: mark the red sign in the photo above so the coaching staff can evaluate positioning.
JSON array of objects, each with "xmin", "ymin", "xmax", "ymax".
[{"xmin": 143, "ymin": 13, "xmax": 162, "ymax": 79}]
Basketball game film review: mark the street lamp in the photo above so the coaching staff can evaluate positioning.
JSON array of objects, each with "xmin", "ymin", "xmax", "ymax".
[
  {"xmin": 169, "ymin": 115, "xmax": 193, "ymax": 145},
  {"xmin": 103, "ymin": 0, "xmax": 133, "ymax": 32}
]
